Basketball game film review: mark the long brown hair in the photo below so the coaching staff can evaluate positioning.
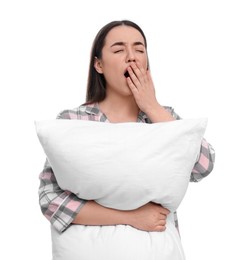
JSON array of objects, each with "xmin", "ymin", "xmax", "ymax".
[{"xmin": 84, "ymin": 20, "xmax": 149, "ymax": 105}]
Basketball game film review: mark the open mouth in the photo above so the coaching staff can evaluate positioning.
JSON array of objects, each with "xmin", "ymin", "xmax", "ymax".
[{"xmin": 124, "ymin": 70, "xmax": 129, "ymax": 78}]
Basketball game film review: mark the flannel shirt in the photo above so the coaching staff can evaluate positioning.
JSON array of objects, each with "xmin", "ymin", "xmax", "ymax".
[{"xmin": 38, "ymin": 103, "xmax": 215, "ymax": 233}]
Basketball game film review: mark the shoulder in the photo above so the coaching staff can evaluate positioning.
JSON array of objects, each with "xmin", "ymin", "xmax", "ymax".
[
  {"xmin": 56, "ymin": 103, "xmax": 99, "ymax": 120},
  {"xmin": 162, "ymin": 106, "xmax": 181, "ymax": 120},
  {"xmin": 56, "ymin": 105, "xmax": 82, "ymax": 119},
  {"xmin": 162, "ymin": 105, "xmax": 175, "ymax": 114}
]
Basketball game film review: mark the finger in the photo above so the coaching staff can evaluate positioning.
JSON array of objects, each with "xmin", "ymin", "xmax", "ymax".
[
  {"xmin": 130, "ymin": 62, "xmax": 143, "ymax": 76},
  {"xmin": 126, "ymin": 76, "xmax": 138, "ymax": 94},
  {"xmin": 134, "ymin": 61, "xmax": 147, "ymax": 74},
  {"xmin": 127, "ymin": 66, "xmax": 141, "ymax": 87},
  {"xmin": 155, "ymin": 225, "xmax": 166, "ymax": 232},
  {"xmin": 159, "ymin": 210, "xmax": 168, "ymax": 216},
  {"xmin": 159, "ymin": 215, "xmax": 167, "ymax": 221},
  {"xmin": 158, "ymin": 220, "xmax": 166, "ymax": 226},
  {"xmin": 160, "ymin": 207, "xmax": 170, "ymax": 215},
  {"xmin": 131, "ymin": 63, "xmax": 147, "ymax": 85}
]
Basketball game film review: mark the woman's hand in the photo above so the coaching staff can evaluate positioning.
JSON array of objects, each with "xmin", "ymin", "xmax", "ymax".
[
  {"xmin": 126, "ymin": 62, "xmax": 159, "ymax": 114},
  {"xmin": 126, "ymin": 62, "xmax": 174, "ymax": 122},
  {"xmin": 128, "ymin": 202, "xmax": 170, "ymax": 232}
]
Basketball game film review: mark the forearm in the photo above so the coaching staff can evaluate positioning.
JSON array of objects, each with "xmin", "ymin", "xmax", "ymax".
[
  {"xmin": 72, "ymin": 200, "xmax": 131, "ymax": 226},
  {"xmin": 72, "ymin": 201, "xmax": 169, "ymax": 232}
]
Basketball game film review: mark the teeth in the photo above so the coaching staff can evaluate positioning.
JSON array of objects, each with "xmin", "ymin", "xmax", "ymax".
[{"xmin": 124, "ymin": 71, "xmax": 129, "ymax": 78}]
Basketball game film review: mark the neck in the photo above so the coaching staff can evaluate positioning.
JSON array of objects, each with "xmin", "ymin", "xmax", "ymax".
[{"xmin": 98, "ymin": 94, "xmax": 139, "ymax": 123}]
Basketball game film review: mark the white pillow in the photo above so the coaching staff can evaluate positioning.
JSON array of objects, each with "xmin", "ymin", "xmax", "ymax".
[
  {"xmin": 35, "ymin": 118, "xmax": 207, "ymax": 213},
  {"xmin": 51, "ymin": 213, "xmax": 186, "ymax": 260}
]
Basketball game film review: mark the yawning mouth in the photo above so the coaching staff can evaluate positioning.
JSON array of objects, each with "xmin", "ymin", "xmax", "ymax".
[{"xmin": 124, "ymin": 70, "xmax": 129, "ymax": 78}]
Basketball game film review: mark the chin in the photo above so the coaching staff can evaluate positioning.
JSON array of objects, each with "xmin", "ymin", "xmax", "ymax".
[{"xmin": 122, "ymin": 86, "xmax": 133, "ymax": 96}]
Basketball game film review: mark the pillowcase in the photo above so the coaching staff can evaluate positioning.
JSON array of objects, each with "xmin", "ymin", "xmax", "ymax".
[
  {"xmin": 51, "ymin": 213, "xmax": 186, "ymax": 260},
  {"xmin": 35, "ymin": 118, "xmax": 207, "ymax": 213}
]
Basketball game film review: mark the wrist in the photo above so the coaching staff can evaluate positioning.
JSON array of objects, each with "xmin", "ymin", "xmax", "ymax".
[
  {"xmin": 146, "ymin": 105, "xmax": 175, "ymax": 123},
  {"xmin": 123, "ymin": 209, "xmax": 136, "ymax": 227}
]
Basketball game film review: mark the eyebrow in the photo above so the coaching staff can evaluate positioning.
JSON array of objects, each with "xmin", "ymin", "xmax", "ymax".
[{"xmin": 110, "ymin": 41, "xmax": 145, "ymax": 48}]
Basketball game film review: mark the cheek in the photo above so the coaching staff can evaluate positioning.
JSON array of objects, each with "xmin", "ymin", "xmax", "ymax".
[
  {"xmin": 102, "ymin": 63, "xmax": 123, "ymax": 83},
  {"xmin": 143, "ymin": 59, "xmax": 148, "ymax": 70},
  {"xmin": 103, "ymin": 56, "xmax": 121, "ymax": 70},
  {"xmin": 101, "ymin": 62, "xmax": 119, "ymax": 78},
  {"xmin": 139, "ymin": 54, "xmax": 148, "ymax": 70}
]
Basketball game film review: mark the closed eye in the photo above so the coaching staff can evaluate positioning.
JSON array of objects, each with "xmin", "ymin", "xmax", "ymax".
[{"xmin": 114, "ymin": 50, "xmax": 124, "ymax": 53}]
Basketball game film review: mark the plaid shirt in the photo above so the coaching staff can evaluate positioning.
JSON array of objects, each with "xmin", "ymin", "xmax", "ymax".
[{"xmin": 39, "ymin": 103, "xmax": 215, "ymax": 233}]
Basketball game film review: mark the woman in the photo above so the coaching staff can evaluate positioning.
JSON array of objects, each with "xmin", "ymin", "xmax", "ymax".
[{"xmin": 39, "ymin": 19, "xmax": 215, "ymax": 242}]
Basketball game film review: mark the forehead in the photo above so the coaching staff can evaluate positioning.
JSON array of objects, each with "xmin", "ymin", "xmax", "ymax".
[{"xmin": 104, "ymin": 25, "xmax": 145, "ymax": 46}]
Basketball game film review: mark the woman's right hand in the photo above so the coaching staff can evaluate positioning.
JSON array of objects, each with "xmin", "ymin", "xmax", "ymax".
[{"xmin": 128, "ymin": 202, "xmax": 170, "ymax": 232}]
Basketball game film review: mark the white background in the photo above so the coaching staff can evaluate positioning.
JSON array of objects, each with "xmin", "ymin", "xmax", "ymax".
[{"xmin": 1, "ymin": 0, "xmax": 250, "ymax": 259}]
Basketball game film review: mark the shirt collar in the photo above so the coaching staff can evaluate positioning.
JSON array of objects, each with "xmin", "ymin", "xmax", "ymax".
[
  {"xmin": 83, "ymin": 102, "xmax": 101, "ymax": 116},
  {"xmin": 82, "ymin": 102, "xmax": 150, "ymax": 123}
]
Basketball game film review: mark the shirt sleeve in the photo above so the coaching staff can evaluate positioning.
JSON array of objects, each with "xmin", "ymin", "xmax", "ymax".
[
  {"xmin": 164, "ymin": 106, "xmax": 215, "ymax": 182},
  {"xmin": 38, "ymin": 110, "xmax": 86, "ymax": 233},
  {"xmin": 190, "ymin": 138, "xmax": 215, "ymax": 182},
  {"xmin": 39, "ymin": 159, "xmax": 85, "ymax": 232}
]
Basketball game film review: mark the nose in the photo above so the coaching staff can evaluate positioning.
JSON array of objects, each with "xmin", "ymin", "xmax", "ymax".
[
  {"xmin": 127, "ymin": 57, "xmax": 135, "ymax": 63},
  {"xmin": 126, "ymin": 48, "xmax": 136, "ymax": 63}
]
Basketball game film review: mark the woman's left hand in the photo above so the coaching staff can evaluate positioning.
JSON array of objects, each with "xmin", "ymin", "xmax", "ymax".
[
  {"xmin": 126, "ymin": 62, "xmax": 161, "ymax": 114},
  {"xmin": 126, "ymin": 62, "xmax": 175, "ymax": 123}
]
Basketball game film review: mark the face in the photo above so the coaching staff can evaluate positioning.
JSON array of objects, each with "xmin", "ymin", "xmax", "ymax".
[{"xmin": 94, "ymin": 25, "xmax": 148, "ymax": 97}]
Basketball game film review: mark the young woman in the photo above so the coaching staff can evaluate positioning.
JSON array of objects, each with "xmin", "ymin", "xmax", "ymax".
[{"xmin": 39, "ymin": 19, "xmax": 215, "ymax": 242}]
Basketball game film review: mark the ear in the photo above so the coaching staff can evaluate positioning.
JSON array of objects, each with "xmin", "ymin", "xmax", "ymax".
[{"xmin": 94, "ymin": 57, "xmax": 103, "ymax": 74}]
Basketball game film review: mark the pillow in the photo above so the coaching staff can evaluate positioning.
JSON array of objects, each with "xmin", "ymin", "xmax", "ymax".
[
  {"xmin": 50, "ymin": 213, "xmax": 186, "ymax": 260},
  {"xmin": 35, "ymin": 118, "xmax": 207, "ymax": 213}
]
